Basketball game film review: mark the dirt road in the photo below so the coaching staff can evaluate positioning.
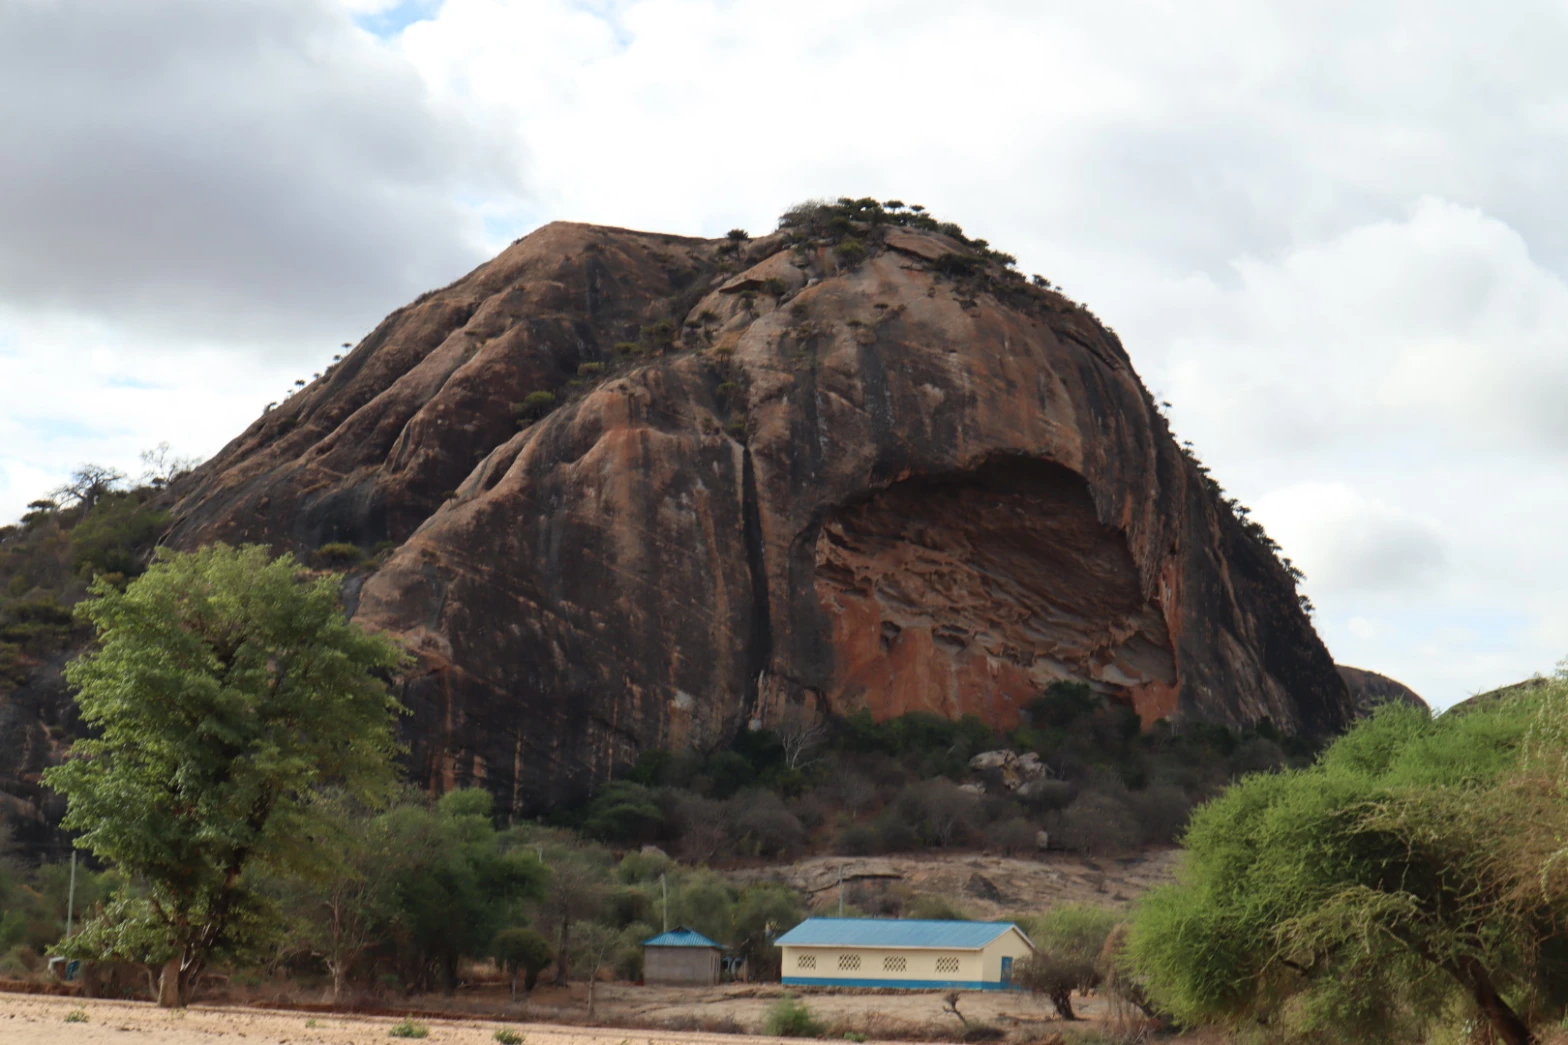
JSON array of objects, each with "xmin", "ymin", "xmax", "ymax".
[
  {"xmin": 0, "ymin": 994, "xmax": 810, "ymax": 1045},
  {"xmin": 0, "ymin": 989, "xmax": 1109, "ymax": 1045}
]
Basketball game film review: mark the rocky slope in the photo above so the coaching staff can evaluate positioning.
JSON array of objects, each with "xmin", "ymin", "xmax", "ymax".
[
  {"xmin": 1337, "ymin": 664, "xmax": 1427, "ymax": 716},
  {"xmin": 166, "ymin": 204, "xmax": 1356, "ymax": 814}
]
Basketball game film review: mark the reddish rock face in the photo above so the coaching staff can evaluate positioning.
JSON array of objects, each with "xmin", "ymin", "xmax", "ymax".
[
  {"xmin": 168, "ymin": 218, "xmax": 1356, "ymax": 814},
  {"xmin": 813, "ymin": 459, "xmax": 1176, "ymax": 730}
]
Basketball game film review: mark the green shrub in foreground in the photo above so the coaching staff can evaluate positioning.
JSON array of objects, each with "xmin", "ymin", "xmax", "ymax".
[
  {"xmin": 765, "ymin": 995, "xmax": 824, "ymax": 1038},
  {"xmin": 389, "ymin": 1017, "xmax": 429, "ymax": 1038}
]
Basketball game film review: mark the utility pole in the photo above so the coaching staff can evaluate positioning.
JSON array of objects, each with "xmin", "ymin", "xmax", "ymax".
[
  {"xmin": 661, "ymin": 873, "xmax": 669, "ymax": 932},
  {"xmin": 838, "ymin": 865, "xmax": 845, "ymax": 917},
  {"xmin": 66, "ymin": 851, "xmax": 77, "ymax": 938}
]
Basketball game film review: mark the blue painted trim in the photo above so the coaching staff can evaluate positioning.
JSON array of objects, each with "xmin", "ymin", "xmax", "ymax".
[{"xmin": 782, "ymin": 976, "xmax": 1010, "ymax": 991}]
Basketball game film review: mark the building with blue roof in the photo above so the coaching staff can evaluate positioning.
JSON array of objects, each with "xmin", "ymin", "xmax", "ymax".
[
  {"xmin": 641, "ymin": 926, "xmax": 722, "ymax": 985},
  {"xmin": 775, "ymin": 918, "xmax": 1035, "ymax": 991}
]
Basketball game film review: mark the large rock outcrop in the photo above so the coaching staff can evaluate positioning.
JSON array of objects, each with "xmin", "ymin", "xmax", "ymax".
[
  {"xmin": 1337, "ymin": 664, "xmax": 1427, "ymax": 717},
  {"xmin": 168, "ymin": 214, "xmax": 1356, "ymax": 813}
]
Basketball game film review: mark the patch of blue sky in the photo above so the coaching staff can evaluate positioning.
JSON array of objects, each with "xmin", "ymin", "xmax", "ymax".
[
  {"xmin": 104, "ymin": 375, "xmax": 162, "ymax": 390},
  {"xmin": 483, "ymin": 213, "xmax": 536, "ymax": 246},
  {"xmin": 353, "ymin": 0, "xmax": 444, "ymax": 39},
  {"xmin": 21, "ymin": 417, "xmax": 123, "ymax": 442},
  {"xmin": 570, "ymin": 1, "xmax": 634, "ymax": 49}
]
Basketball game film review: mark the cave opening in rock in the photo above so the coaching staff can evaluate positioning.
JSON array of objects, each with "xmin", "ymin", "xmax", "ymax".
[{"xmin": 812, "ymin": 456, "xmax": 1177, "ymax": 729}]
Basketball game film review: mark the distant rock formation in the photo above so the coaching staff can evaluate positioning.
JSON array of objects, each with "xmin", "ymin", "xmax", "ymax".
[
  {"xmin": 166, "ymin": 208, "xmax": 1356, "ymax": 814},
  {"xmin": 1336, "ymin": 665, "xmax": 1427, "ymax": 717},
  {"xmin": 1445, "ymin": 674, "xmax": 1557, "ymax": 716}
]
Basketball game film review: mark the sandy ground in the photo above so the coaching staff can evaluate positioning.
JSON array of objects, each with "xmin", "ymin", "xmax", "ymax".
[
  {"xmin": 0, "ymin": 994, "xmax": 780, "ymax": 1045},
  {"xmin": 557, "ymin": 981, "xmax": 1104, "ymax": 1033},
  {"xmin": 0, "ymin": 988, "xmax": 1118, "ymax": 1045}
]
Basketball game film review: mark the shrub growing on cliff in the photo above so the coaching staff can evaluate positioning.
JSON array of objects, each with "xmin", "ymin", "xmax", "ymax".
[
  {"xmin": 68, "ymin": 491, "xmax": 170, "ymax": 579},
  {"xmin": 514, "ymin": 391, "xmax": 558, "ymax": 422},
  {"xmin": 314, "ymin": 542, "xmax": 364, "ymax": 569},
  {"xmin": 835, "ymin": 237, "xmax": 867, "ymax": 263}
]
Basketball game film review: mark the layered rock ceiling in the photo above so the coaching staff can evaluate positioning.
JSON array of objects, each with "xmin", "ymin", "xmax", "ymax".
[{"xmin": 168, "ymin": 214, "xmax": 1358, "ymax": 812}]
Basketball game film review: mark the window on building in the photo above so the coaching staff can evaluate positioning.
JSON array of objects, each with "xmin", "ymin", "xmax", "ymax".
[
  {"xmin": 935, "ymin": 956, "xmax": 960, "ymax": 974},
  {"xmin": 798, "ymin": 954, "xmax": 816, "ymax": 971},
  {"xmin": 838, "ymin": 953, "xmax": 862, "ymax": 971},
  {"xmin": 884, "ymin": 955, "xmax": 907, "ymax": 972}
]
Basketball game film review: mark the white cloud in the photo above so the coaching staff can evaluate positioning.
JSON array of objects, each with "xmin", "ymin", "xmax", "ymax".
[
  {"xmin": 1253, "ymin": 483, "xmax": 1446, "ymax": 596},
  {"xmin": 4, "ymin": 0, "xmax": 1567, "ymax": 709},
  {"xmin": 0, "ymin": 0, "xmax": 520, "ymax": 349},
  {"xmin": 1347, "ymin": 617, "xmax": 1386, "ymax": 643}
]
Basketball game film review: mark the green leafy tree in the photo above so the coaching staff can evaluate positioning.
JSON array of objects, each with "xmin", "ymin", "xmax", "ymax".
[
  {"xmin": 1128, "ymin": 698, "xmax": 1568, "ymax": 1045},
  {"xmin": 538, "ymin": 847, "xmax": 609, "ymax": 987},
  {"xmin": 570, "ymin": 921, "xmax": 623, "ymax": 1018},
  {"xmin": 44, "ymin": 544, "xmax": 409, "ymax": 1007},
  {"xmin": 376, "ymin": 790, "xmax": 546, "ymax": 994},
  {"xmin": 1016, "ymin": 905, "xmax": 1121, "ymax": 1019},
  {"xmin": 579, "ymin": 781, "xmax": 664, "ymax": 845},
  {"xmin": 493, "ymin": 926, "xmax": 553, "ymax": 998},
  {"xmin": 68, "ymin": 492, "xmax": 170, "ymax": 579},
  {"xmin": 667, "ymin": 869, "xmax": 735, "ymax": 947},
  {"xmin": 730, "ymin": 882, "xmax": 804, "ymax": 980},
  {"xmin": 273, "ymin": 792, "xmax": 397, "ymax": 1005}
]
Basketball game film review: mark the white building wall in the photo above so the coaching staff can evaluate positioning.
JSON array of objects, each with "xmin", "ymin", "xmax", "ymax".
[
  {"xmin": 783, "ymin": 945, "xmax": 985, "ymax": 985},
  {"xmin": 978, "ymin": 929, "xmax": 1035, "ymax": 983}
]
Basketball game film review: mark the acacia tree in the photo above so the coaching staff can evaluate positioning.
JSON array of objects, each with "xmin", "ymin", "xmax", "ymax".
[
  {"xmin": 274, "ymin": 793, "xmax": 394, "ymax": 1006},
  {"xmin": 44, "ymin": 544, "xmax": 408, "ymax": 1007},
  {"xmin": 571, "ymin": 921, "xmax": 623, "ymax": 1019},
  {"xmin": 493, "ymin": 926, "xmax": 553, "ymax": 999},
  {"xmin": 539, "ymin": 849, "xmax": 608, "ymax": 987},
  {"xmin": 1128, "ymin": 698, "xmax": 1568, "ymax": 1045},
  {"xmin": 1015, "ymin": 905, "xmax": 1121, "ymax": 1020},
  {"xmin": 375, "ymin": 790, "xmax": 546, "ymax": 994}
]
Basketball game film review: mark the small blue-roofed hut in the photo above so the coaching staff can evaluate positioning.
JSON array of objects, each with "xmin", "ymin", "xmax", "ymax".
[
  {"xmin": 775, "ymin": 918, "xmax": 1035, "ymax": 990},
  {"xmin": 641, "ymin": 926, "xmax": 722, "ymax": 985}
]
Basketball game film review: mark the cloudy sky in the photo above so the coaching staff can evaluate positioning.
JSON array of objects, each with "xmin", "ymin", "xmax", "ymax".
[{"xmin": 3, "ymin": 0, "xmax": 1564, "ymax": 708}]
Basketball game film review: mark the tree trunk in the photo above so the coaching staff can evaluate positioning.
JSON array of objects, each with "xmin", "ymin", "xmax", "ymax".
[
  {"xmin": 1050, "ymin": 986, "xmax": 1078, "ymax": 1021},
  {"xmin": 157, "ymin": 958, "xmax": 182, "ymax": 1008},
  {"xmin": 1459, "ymin": 959, "xmax": 1532, "ymax": 1045},
  {"xmin": 329, "ymin": 962, "xmax": 346, "ymax": 1008},
  {"xmin": 553, "ymin": 918, "xmax": 571, "ymax": 987},
  {"xmin": 586, "ymin": 975, "xmax": 596, "ymax": 1019}
]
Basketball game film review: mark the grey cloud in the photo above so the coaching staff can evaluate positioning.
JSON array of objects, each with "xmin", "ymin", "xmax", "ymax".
[
  {"xmin": 1315, "ymin": 518, "xmax": 1447, "ymax": 594},
  {"xmin": 0, "ymin": 0, "xmax": 523, "ymax": 354}
]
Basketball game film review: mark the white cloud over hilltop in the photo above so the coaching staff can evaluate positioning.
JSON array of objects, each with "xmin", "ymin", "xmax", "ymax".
[{"xmin": 3, "ymin": 0, "xmax": 1566, "ymax": 706}]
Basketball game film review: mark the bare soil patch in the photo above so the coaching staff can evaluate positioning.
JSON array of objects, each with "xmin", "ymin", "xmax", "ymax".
[{"xmin": 0, "ymin": 987, "xmax": 1137, "ymax": 1045}]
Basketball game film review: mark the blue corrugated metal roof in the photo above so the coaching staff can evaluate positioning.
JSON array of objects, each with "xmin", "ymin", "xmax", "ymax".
[
  {"xmin": 774, "ymin": 918, "xmax": 1028, "ymax": 950},
  {"xmin": 642, "ymin": 926, "xmax": 721, "ymax": 949}
]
